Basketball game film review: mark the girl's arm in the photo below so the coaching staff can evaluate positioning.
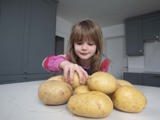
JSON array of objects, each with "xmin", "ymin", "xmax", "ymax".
[
  {"xmin": 42, "ymin": 55, "xmax": 69, "ymax": 72},
  {"xmin": 42, "ymin": 54, "xmax": 88, "ymax": 84},
  {"xmin": 100, "ymin": 57, "xmax": 110, "ymax": 72}
]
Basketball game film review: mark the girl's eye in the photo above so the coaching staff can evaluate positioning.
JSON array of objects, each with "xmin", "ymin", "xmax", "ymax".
[{"xmin": 88, "ymin": 42, "xmax": 95, "ymax": 45}]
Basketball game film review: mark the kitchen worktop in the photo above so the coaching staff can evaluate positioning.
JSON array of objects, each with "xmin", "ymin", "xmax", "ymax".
[{"xmin": 0, "ymin": 80, "xmax": 160, "ymax": 120}]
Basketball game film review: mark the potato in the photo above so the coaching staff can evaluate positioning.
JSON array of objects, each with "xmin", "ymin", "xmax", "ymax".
[
  {"xmin": 87, "ymin": 72, "xmax": 117, "ymax": 94},
  {"xmin": 46, "ymin": 73, "xmax": 86, "ymax": 89},
  {"xmin": 71, "ymin": 72, "xmax": 81, "ymax": 88},
  {"xmin": 67, "ymin": 91, "xmax": 113, "ymax": 118},
  {"xmin": 46, "ymin": 73, "xmax": 80, "ymax": 89},
  {"xmin": 116, "ymin": 79, "xmax": 134, "ymax": 89},
  {"xmin": 66, "ymin": 72, "xmax": 86, "ymax": 89},
  {"xmin": 38, "ymin": 80, "xmax": 73, "ymax": 105},
  {"xmin": 73, "ymin": 85, "xmax": 90, "ymax": 94},
  {"xmin": 112, "ymin": 86, "xmax": 147, "ymax": 113},
  {"xmin": 46, "ymin": 75, "xmax": 63, "ymax": 82}
]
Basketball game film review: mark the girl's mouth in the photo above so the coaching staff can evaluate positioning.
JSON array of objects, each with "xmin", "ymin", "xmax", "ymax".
[{"xmin": 80, "ymin": 53, "xmax": 88, "ymax": 55}]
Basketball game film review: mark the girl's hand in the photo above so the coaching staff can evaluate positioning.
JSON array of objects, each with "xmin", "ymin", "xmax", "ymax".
[{"xmin": 59, "ymin": 60, "xmax": 89, "ymax": 85}]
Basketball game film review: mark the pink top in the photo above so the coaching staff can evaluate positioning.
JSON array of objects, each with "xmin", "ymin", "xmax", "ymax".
[{"xmin": 42, "ymin": 54, "xmax": 110, "ymax": 74}]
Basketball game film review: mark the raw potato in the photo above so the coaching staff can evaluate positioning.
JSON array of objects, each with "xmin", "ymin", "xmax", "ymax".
[
  {"xmin": 112, "ymin": 86, "xmax": 147, "ymax": 113},
  {"xmin": 46, "ymin": 72, "xmax": 84, "ymax": 89},
  {"xmin": 73, "ymin": 85, "xmax": 90, "ymax": 94},
  {"xmin": 116, "ymin": 79, "xmax": 133, "ymax": 89},
  {"xmin": 46, "ymin": 75, "xmax": 63, "ymax": 82},
  {"xmin": 38, "ymin": 80, "xmax": 73, "ymax": 105},
  {"xmin": 67, "ymin": 91, "xmax": 113, "ymax": 118},
  {"xmin": 46, "ymin": 73, "xmax": 80, "ymax": 88},
  {"xmin": 67, "ymin": 72, "xmax": 86, "ymax": 89},
  {"xmin": 70, "ymin": 72, "xmax": 83, "ymax": 89},
  {"xmin": 46, "ymin": 73, "xmax": 81, "ymax": 89},
  {"xmin": 87, "ymin": 72, "xmax": 117, "ymax": 94}
]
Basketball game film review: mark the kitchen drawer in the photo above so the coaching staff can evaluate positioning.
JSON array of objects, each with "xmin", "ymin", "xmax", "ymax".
[
  {"xmin": 123, "ymin": 72, "xmax": 143, "ymax": 85},
  {"xmin": 142, "ymin": 73, "xmax": 160, "ymax": 87}
]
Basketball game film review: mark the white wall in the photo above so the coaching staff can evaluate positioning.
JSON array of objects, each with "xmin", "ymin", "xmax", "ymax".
[
  {"xmin": 104, "ymin": 37, "xmax": 127, "ymax": 78},
  {"xmin": 144, "ymin": 42, "xmax": 160, "ymax": 72},
  {"xmin": 56, "ymin": 16, "xmax": 72, "ymax": 53},
  {"xmin": 102, "ymin": 24, "xmax": 127, "ymax": 79},
  {"xmin": 127, "ymin": 42, "xmax": 160, "ymax": 73},
  {"xmin": 102, "ymin": 24, "xmax": 125, "ymax": 39},
  {"xmin": 127, "ymin": 56, "xmax": 144, "ymax": 72}
]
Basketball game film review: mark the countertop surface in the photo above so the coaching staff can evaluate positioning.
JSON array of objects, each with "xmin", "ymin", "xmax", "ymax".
[{"xmin": 0, "ymin": 80, "xmax": 160, "ymax": 120}]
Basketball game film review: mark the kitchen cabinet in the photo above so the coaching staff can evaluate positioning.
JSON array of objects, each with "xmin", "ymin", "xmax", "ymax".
[
  {"xmin": 125, "ymin": 11, "xmax": 160, "ymax": 56},
  {"xmin": 142, "ymin": 12, "xmax": 160, "ymax": 42},
  {"xmin": 0, "ymin": 0, "xmax": 58, "ymax": 84},
  {"xmin": 123, "ymin": 72, "xmax": 143, "ymax": 85},
  {"xmin": 125, "ymin": 17, "xmax": 144, "ymax": 56},
  {"xmin": 124, "ymin": 72, "xmax": 160, "ymax": 87},
  {"xmin": 142, "ymin": 73, "xmax": 160, "ymax": 87}
]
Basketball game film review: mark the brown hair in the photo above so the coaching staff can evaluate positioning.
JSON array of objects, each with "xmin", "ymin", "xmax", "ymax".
[{"xmin": 67, "ymin": 19, "xmax": 103, "ymax": 73}]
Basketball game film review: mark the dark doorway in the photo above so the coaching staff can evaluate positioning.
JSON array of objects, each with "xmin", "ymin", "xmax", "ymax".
[{"xmin": 55, "ymin": 36, "xmax": 64, "ymax": 55}]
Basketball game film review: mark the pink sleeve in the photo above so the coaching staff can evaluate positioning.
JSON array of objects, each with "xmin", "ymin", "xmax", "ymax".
[
  {"xmin": 42, "ymin": 55, "xmax": 69, "ymax": 72},
  {"xmin": 100, "ymin": 58, "xmax": 110, "ymax": 72}
]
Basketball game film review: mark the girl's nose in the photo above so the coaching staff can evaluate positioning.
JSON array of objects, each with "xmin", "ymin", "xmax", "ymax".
[{"xmin": 81, "ymin": 43, "xmax": 88, "ymax": 49}]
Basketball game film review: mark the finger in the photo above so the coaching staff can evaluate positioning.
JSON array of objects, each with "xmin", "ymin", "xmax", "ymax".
[
  {"xmin": 79, "ymin": 67, "xmax": 89, "ymax": 84},
  {"xmin": 69, "ymin": 68, "xmax": 75, "ymax": 85},
  {"xmin": 77, "ymin": 70, "xmax": 86, "ymax": 84},
  {"xmin": 83, "ymin": 69, "xmax": 89, "ymax": 80},
  {"xmin": 63, "ymin": 67, "xmax": 69, "ymax": 83},
  {"xmin": 72, "ymin": 65, "xmax": 83, "ymax": 84},
  {"xmin": 78, "ymin": 71, "xmax": 85, "ymax": 84}
]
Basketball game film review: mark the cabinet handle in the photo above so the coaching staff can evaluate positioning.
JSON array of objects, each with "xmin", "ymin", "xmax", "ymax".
[
  {"xmin": 155, "ymin": 35, "xmax": 159, "ymax": 39},
  {"xmin": 24, "ymin": 72, "xmax": 28, "ymax": 75},
  {"xmin": 154, "ymin": 34, "xmax": 159, "ymax": 40}
]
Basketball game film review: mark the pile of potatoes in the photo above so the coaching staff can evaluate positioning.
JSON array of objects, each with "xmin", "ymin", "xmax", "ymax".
[{"xmin": 38, "ymin": 72, "xmax": 147, "ymax": 118}]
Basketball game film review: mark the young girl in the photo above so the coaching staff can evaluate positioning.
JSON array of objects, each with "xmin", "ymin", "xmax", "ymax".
[{"xmin": 42, "ymin": 19, "xmax": 110, "ymax": 85}]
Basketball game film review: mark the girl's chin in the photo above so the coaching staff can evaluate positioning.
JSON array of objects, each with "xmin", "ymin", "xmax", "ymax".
[
  {"xmin": 78, "ymin": 54, "xmax": 92, "ymax": 60},
  {"xmin": 79, "ymin": 56, "xmax": 91, "ymax": 60}
]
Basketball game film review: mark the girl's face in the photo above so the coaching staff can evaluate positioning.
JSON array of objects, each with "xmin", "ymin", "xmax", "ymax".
[{"xmin": 74, "ymin": 37, "xmax": 96, "ymax": 61}]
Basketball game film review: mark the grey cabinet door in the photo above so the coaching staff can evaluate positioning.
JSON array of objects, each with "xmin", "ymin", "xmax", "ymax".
[
  {"xmin": 26, "ymin": 0, "xmax": 57, "ymax": 74},
  {"xmin": 124, "ymin": 72, "xmax": 160, "ymax": 87},
  {"xmin": 0, "ymin": 0, "xmax": 57, "ymax": 84},
  {"xmin": 142, "ymin": 12, "xmax": 160, "ymax": 42},
  {"xmin": 142, "ymin": 73, "xmax": 160, "ymax": 87},
  {"xmin": 0, "ymin": 0, "xmax": 26, "ymax": 75},
  {"xmin": 125, "ymin": 17, "xmax": 144, "ymax": 56},
  {"xmin": 123, "ymin": 72, "xmax": 143, "ymax": 85}
]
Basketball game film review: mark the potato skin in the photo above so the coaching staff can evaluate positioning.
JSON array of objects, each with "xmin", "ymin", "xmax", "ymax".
[
  {"xmin": 112, "ymin": 86, "xmax": 147, "ymax": 113},
  {"xmin": 46, "ymin": 73, "xmax": 85, "ymax": 89},
  {"xmin": 67, "ymin": 91, "xmax": 113, "ymax": 118},
  {"xmin": 46, "ymin": 75, "xmax": 63, "ymax": 82},
  {"xmin": 71, "ymin": 72, "xmax": 81, "ymax": 88},
  {"xmin": 116, "ymin": 79, "xmax": 134, "ymax": 89},
  {"xmin": 87, "ymin": 72, "xmax": 117, "ymax": 94},
  {"xmin": 73, "ymin": 85, "xmax": 90, "ymax": 95},
  {"xmin": 38, "ymin": 80, "xmax": 73, "ymax": 105}
]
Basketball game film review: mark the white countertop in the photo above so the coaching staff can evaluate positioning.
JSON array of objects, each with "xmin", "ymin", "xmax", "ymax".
[{"xmin": 0, "ymin": 80, "xmax": 160, "ymax": 120}]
